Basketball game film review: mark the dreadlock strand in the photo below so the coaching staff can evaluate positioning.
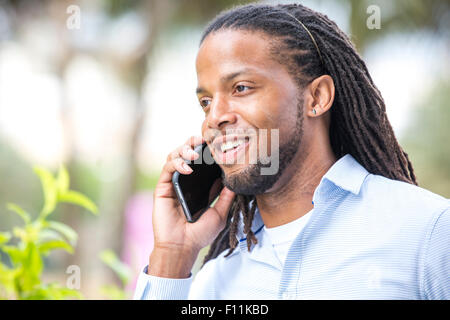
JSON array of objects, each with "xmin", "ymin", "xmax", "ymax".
[
  {"xmin": 332, "ymin": 52, "xmax": 394, "ymax": 175},
  {"xmin": 323, "ymin": 50, "xmax": 380, "ymax": 173},
  {"xmin": 244, "ymin": 198, "xmax": 258, "ymax": 251}
]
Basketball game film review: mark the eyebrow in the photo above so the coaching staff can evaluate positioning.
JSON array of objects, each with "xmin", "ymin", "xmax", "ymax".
[{"xmin": 196, "ymin": 68, "xmax": 255, "ymax": 95}]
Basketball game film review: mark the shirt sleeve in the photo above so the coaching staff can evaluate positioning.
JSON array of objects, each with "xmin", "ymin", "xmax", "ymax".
[
  {"xmin": 422, "ymin": 205, "xmax": 450, "ymax": 300},
  {"xmin": 133, "ymin": 265, "xmax": 193, "ymax": 300}
]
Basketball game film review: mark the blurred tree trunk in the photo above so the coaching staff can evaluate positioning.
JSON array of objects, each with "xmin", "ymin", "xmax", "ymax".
[
  {"xmin": 47, "ymin": 0, "xmax": 81, "ymax": 271},
  {"xmin": 74, "ymin": 1, "xmax": 176, "ymax": 292},
  {"xmin": 105, "ymin": 0, "xmax": 175, "ymax": 256}
]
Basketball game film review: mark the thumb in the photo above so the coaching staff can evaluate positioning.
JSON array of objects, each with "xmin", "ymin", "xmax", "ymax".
[{"xmin": 211, "ymin": 186, "xmax": 236, "ymax": 220}]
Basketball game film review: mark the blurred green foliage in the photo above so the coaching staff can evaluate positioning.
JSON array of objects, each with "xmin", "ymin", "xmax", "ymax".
[
  {"xmin": 135, "ymin": 169, "xmax": 160, "ymax": 191},
  {"xmin": 99, "ymin": 249, "xmax": 132, "ymax": 300},
  {"xmin": 340, "ymin": 0, "xmax": 450, "ymax": 51},
  {"xmin": 0, "ymin": 166, "xmax": 98, "ymax": 299},
  {"xmin": 402, "ymin": 77, "xmax": 450, "ymax": 198}
]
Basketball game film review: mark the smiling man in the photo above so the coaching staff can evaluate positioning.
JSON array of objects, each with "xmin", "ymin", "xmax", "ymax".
[{"xmin": 134, "ymin": 3, "xmax": 449, "ymax": 299}]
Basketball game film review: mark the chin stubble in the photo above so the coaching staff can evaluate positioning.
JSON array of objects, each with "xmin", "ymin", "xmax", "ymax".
[{"xmin": 223, "ymin": 98, "xmax": 304, "ymax": 195}]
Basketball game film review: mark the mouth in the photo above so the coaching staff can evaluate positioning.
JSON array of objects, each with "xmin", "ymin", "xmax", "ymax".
[{"xmin": 212, "ymin": 136, "xmax": 251, "ymax": 165}]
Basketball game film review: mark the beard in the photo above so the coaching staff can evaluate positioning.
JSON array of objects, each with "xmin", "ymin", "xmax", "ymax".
[{"xmin": 222, "ymin": 97, "xmax": 304, "ymax": 195}]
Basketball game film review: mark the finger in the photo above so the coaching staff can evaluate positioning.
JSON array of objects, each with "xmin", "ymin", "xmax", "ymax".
[
  {"xmin": 185, "ymin": 136, "xmax": 205, "ymax": 148},
  {"xmin": 167, "ymin": 149, "xmax": 180, "ymax": 161},
  {"xmin": 171, "ymin": 156, "xmax": 193, "ymax": 175},
  {"xmin": 158, "ymin": 136, "xmax": 204, "ymax": 186},
  {"xmin": 209, "ymin": 187, "xmax": 236, "ymax": 222},
  {"xmin": 158, "ymin": 156, "xmax": 192, "ymax": 185},
  {"xmin": 179, "ymin": 144, "xmax": 199, "ymax": 161},
  {"xmin": 167, "ymin": 140, "xmax": 201, "ymax": 162},
  {"xmin": 208, "ymin": 178, "xmax": 223, "ymax": 204}
]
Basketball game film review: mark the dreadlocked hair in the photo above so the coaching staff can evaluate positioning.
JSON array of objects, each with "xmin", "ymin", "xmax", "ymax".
[
  {"xmin": 201, "ymin": 3, "xmax": 418, "ymax": 266},
  {"xmin": 202, "ymin": 194, "xmax": 258, "ymax": 263}
]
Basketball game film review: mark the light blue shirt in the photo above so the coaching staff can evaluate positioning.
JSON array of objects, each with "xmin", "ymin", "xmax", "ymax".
[{"xmin": 133, "ymin": 154, "xmax": 450, "ymax": 300}]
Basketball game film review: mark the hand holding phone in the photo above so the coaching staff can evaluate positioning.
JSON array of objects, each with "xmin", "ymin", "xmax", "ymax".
[
  {"xmin": 148, "ymin": 136, "xmax": 236, "ymax": 278},
  {"xmin": 172, "ymin": 142, "xmax": 223, "ymax": 223}
]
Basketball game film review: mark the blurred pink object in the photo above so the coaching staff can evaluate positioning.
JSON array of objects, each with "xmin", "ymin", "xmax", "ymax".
[{"xmin": 121, "ymin": 191, "xmax": 154, "ymax": 293}]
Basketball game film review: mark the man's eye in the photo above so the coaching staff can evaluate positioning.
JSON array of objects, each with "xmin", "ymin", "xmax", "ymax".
[
  {"xmin": 200, "ymin": 99, "xmax": 211, "ymax": 108},
  {"xmin": 235, "ymin": 85, "xmax": 250, "ymax": 93}
]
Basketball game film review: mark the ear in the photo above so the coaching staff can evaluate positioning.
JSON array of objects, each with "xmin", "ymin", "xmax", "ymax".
[{"xmin": 305, "ymin": 75, "xmax": 335, "ymax": 118}]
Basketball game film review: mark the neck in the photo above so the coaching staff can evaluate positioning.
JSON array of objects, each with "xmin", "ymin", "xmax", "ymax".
[{"xmin": 255, "ymin": 136, "xmax": 336, "ymax": 228}]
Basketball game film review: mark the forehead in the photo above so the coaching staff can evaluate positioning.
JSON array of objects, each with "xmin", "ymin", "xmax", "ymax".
[{"xmin": 196, "ymin": 29, "xmax": 279, "ymax": 76}]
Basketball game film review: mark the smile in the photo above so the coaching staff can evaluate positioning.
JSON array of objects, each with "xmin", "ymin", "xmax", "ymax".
[
  {"xmin": 214, "ymin": 136, "xmax": 250, "ymax": 164},
  {"xmin": 221, "ymin": 138, "xmax": 247, "ymax": 153}
]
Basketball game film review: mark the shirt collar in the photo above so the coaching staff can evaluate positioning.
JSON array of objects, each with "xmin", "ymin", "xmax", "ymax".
[
  {"xmin": 319, "ymin": 153, "xmax": 369, "ymax": 195},
  {"xmin": 233, "ymin": 154, "xmax": 369, "ymax": 245}
]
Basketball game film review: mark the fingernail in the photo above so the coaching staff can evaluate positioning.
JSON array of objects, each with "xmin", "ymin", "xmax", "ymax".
[{"xmin": 183, "ymin": 163, "xmax": 192, "ymax": 172}]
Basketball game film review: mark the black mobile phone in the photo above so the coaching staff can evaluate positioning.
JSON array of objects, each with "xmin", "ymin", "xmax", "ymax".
[{"xmin": 172, "ymin": 142, "xmax": 223, "ymax": 223}]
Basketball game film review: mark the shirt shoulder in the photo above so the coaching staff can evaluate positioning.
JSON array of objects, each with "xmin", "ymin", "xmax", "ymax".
[
  {"xmin": 421, "ymin": 206, "xmax": 450, "ymax": 299},
  {"xmin": 361, "ymin": 173, "xmax": 449, "ymax": 219}
]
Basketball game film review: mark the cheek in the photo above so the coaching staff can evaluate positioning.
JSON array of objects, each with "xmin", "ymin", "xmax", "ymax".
[
  {"xmin": 237, "ymin": 92, "xmax": 282, "ymax": 129},
  {"xmin": 244, "ymin": 95, "xmax": 298, "ymax": 156},
  {"xmin": 268, "ymin": 95, "xmax": 301, "ymax": 150},
  {"xmin": 249, "ymin": 89, "xmax": 299, "ymax": 131}
]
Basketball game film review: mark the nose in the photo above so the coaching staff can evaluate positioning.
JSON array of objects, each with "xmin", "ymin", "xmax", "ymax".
[{"xmin": 206, "ymin": 94, "xmax": 237, "ymax": 130}]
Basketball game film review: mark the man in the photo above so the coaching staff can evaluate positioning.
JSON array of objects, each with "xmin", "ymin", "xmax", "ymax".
[{"xmin": 134, "ymin": 3, "xmax": 449, "ymax": 299}]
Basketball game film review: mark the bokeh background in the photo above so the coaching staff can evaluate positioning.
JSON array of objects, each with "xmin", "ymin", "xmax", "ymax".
[{"xmin": 0, "ymin": 0, "xmax": 448, "ymax": 299}]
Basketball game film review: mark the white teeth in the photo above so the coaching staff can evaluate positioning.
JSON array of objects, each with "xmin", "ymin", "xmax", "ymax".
[{"xmin": 221, "ymin": 139, "xmax": 244, "ymax": 153}]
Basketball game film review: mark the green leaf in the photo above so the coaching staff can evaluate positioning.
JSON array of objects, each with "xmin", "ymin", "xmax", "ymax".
[
  {"xmin": 37, "ymin": 229, "xmax": 65, "ymax": 243},
  {"xmin": 46, "ymin": 285, "xmax": 83, "ymax": 300},
  {"xmin": 100, "ymin": 284, "xmax": 128, "ymax": 300},
  {"xmin": 12, "ymin": 225, "xmax": 38, "ymax": 243},
  {"xmin": 56, "ymin": 165, "xmax": 70, "ymax": 194},
  {"xmin": 0, "ymin": 232, "xmax": 11, "ymax": 245},
  {"xmin": 1, "ymin": 245, "xmax": 24, "ymax": 266},
  {"xmin": 12, "ymin": 227, "xmax": 27, "ymax": 241},
  {"xmin": 99, "ymin": 250, "xmax": 131, "ymax": 285},
  {"xmin": 58, "ymin": 190, "xmax": 98, "ymax": 215},
  {"xmin": 22, "ymin": 243, "xmax": 43, "ymax": 289},
  {"xmin": 0, "ymin": 263, "xmax": 20, "ymax": 298},
  {"xmin": 38, "ymin": 240, "xmax": 73, "ymax": 256},
  {"xmin": 43, "ymin": 221, "xmax": 78, "ymax": 246},
  {"xmin": 6, "ymin": 203, "xmax": 31, "ymax": 224},
  {"xmin": 34, "ymin": 166, "xmax": 58, "ymax": 218},
  {"xmin": 3, "ymin": 243, "xmax": 42, "ymax": 296},
  {"xmin": 25, "ymin": 283, "xmax": 83, "ymax": 300}
]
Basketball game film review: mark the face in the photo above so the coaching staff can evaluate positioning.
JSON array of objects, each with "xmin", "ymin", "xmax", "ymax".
[{"xmin": 196, "ymin": 29, "xmax": 305, "ymax": 195}]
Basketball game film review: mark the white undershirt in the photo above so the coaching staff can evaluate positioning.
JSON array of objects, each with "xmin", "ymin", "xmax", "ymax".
[{"xmin": 263, "ymin": 210, "xmax": 312, "ymax": 266}]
